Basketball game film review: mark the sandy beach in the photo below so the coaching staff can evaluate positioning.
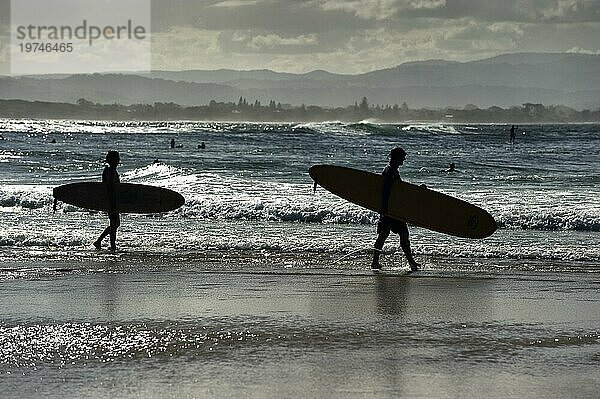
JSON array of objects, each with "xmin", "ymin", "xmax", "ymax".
[{"xmin": 1, "ymin": 259, "xmax": 599, "ymax": 398}]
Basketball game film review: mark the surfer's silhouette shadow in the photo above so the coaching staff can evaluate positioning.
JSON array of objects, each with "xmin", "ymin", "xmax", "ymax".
[
  {"xmin": 373, "ymin": 275, "xmax": 409, "ymax": 317},
  {"xmin": 100, "ymin": 268, "xmax": 121, "ymax": 320}
]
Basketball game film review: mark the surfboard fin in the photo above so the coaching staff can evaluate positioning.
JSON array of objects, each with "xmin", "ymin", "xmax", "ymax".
[
  {"xmin": 53, "ymin": 197, "xmax": 57, "ymax": 213},
  {"xmin": 313, "ymin": 181, "xmax": 317, "ymax": 193}
]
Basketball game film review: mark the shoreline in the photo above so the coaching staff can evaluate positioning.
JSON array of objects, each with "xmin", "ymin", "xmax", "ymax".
[
  {"xmin": 3, "ymin": 115, "xmax": 600, "ymax": 124},
  {"xmin": 1, "ymin": 251, "xmax": 600, "ymax": 278},
  {"xmin": 1, "ymin": 260, "xmax": 599, "ymax": 398}
]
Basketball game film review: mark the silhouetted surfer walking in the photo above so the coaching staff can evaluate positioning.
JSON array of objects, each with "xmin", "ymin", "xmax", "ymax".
[
  {"xmin": 371, "ymin": 147, "xmax": 420, "ymax": 271},
  {"xmin": 93, "ymin": 151, "xmax": 121, "ymax": 252}
]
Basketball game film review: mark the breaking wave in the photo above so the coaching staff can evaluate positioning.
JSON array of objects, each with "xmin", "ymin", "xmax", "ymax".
[{"xmin": 2, "ymin": 184, "xmax": 598, "ymax": 232}]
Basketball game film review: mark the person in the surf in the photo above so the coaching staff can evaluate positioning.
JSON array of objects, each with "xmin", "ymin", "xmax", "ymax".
[
  {"xmin": 443, "ymin": 162, "xmax": 458, "ymax": 173},
  {"xmin": 93, "ymin": 150, "xmax": 121, "ymax": 252},
  {"xmin": 510, "ymin": 125, "xmax": 517, "ymax": 144},
  {"xmin": 371, "ymin": 147, "xmax": 420, "ymax": 271}
]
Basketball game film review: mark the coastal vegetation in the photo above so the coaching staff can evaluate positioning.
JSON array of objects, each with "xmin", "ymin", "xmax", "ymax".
[{"xmin": 1, "ymin": 97, "xmax": 599, "ymax": 123}]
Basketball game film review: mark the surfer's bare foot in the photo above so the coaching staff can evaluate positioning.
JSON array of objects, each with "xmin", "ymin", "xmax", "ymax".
[
  {"xmin": 93, "ymin": 240, "xmax": 101, "ymax": 250},
  {"xmin": 409, "ymin": 262, "xmax": 420, "ymax": 272},
  {"xmin": 371, "ymin": 261, "xmax": 382, "ymax": 270},
  {"xmin": 109, "ymin": 246, "xmax": 117, "ymax": 253}
]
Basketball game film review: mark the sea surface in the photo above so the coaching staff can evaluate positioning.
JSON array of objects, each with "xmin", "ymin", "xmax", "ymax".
[
  {"xmin": 1, "ymin": 120, "xmax": 599, "ymax": 398},
  {"xmin": 1, "ymin": 120, "xmax": 599, "ymax": 269}
]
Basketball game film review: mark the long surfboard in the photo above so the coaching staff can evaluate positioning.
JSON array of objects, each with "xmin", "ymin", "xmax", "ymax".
[
  {"xmin": 309, "ymin": 165, "xmax": 496, "ymax": 239},
  {"xmin": 53, "ymin": 182, "xmax": 185, "ymax": 214}
]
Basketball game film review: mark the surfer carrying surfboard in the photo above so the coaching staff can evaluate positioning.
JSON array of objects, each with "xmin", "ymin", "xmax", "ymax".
[
  {"xmin": 371, "ymin": 147, "xmax": 420, "ymax": 271},
  {"xmin": 93, "ymin": 151, "xmax": 121, "ymax": 252}
]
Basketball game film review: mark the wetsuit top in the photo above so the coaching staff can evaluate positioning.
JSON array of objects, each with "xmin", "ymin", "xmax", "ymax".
[
  {"xmin": 102, "ymin": 166, "xmax": 120, "ymax": 214},
  {"xmin": 381, "ymin": 165, "xmax": 400, "ymax": 213},
  {"xmin": 382, "ymin": 165, "xmax": 401, "ymax": 181},
  {"xmin": 102, "ymin": 166, "xmax": 120, "ymax": 184}
]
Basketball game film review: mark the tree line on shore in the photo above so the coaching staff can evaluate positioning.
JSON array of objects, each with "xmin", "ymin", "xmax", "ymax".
[{"xmin": 1, "ymin": 97, "xmax": 599, "ymax": 122}]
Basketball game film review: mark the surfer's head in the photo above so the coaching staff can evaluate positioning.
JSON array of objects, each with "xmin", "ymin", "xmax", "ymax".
[
  {"xmin": 388, "ymin": 147, "xmax": 406, "ymax": 165},
  {"xmin": 105, "ymin": 150, "xmax": 120, "ymax": 167}
]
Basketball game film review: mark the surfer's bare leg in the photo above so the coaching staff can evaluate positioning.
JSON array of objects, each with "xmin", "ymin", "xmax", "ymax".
[
  {"xmin": 372, "ymin": 229, "xmax": 389, "ymax": 269},
  {"xmin": 399, "ymin": 231, "xmax": 420, "ymax": 271},
  {"xmin": 109, "ymin": 228, "xmax": 117, "ymax": 251},
  {"xmin": 108, "ymin": 213, "xmax": 120, "ymax": 252},
  {"xmin": 94, "ymin": 227, "xmax": 109, "ymax": 249}
]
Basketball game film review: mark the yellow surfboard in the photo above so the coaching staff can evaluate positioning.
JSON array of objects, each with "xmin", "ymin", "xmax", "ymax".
[{"xmin": 309, "ymin": 165, "xmax": 496, "ymax": 239}]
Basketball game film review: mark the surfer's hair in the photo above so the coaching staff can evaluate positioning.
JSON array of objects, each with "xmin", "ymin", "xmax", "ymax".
[
  {"xmin": 105, "ymin": 150, "xmax": 120, "ymax": 166},
  {"xmin": 389, "ymin": 147, "xmax": 406, "ymax": 161}
]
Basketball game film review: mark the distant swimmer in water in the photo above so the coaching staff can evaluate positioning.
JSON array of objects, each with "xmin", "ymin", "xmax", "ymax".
[
  {"xmin": 371, "ymin": 146, "xmax": 421, "ymax": 271},
  {"xmin": 198, "ymin": 142, "xmax": 206, "ymax": 149},
  {"xmin": 443, "ymin": 162, "xmax": 458, "ymax": 173},
  {"xmin": 93, "ymin": 150, "xmax": 121, "ymax": 252},
  {"xmin": 170, "ymin": 138, "xmax": 175, "ymax": 149},
  {"xmin": 510, "ymin": 125, "xmax": 517, "ymax": 144},
  {"xmin": 50, "ymin": 138, "xmax": 56, "ymax": 143}
]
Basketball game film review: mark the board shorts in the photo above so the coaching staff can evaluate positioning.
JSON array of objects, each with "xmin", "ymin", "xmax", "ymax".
[
  {"xmin": 108, "ymin": 212, "xmax": 120, "ymax": 228},
  {"xmin": 377, "ymin": 215, "xmax": 408, "ymax": 236}
]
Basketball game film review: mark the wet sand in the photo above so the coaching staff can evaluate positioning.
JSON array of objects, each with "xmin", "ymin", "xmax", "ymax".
[{"xmin": 1, "ymin": 263, "xmax": 599, "ymax": 398}]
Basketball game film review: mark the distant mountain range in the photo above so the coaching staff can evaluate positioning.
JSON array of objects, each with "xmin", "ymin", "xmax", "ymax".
[{"xmin": 2, "ymin": 52, "xmax": 600, "ymax": 109}]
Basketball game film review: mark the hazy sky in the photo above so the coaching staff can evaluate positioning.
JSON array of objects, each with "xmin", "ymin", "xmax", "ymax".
[{"xmin": 2, "ymin": 0, "xmax": 600, "ymax": 73}]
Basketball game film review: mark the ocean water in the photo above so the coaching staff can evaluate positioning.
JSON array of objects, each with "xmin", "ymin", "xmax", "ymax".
[
  {"xmin": 1, "ymin": 120, "xmax": 599, "ymax": 269},
  {"xmin": 1, "ymin": 120, "xmax": 599, "ymax": 398}
]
